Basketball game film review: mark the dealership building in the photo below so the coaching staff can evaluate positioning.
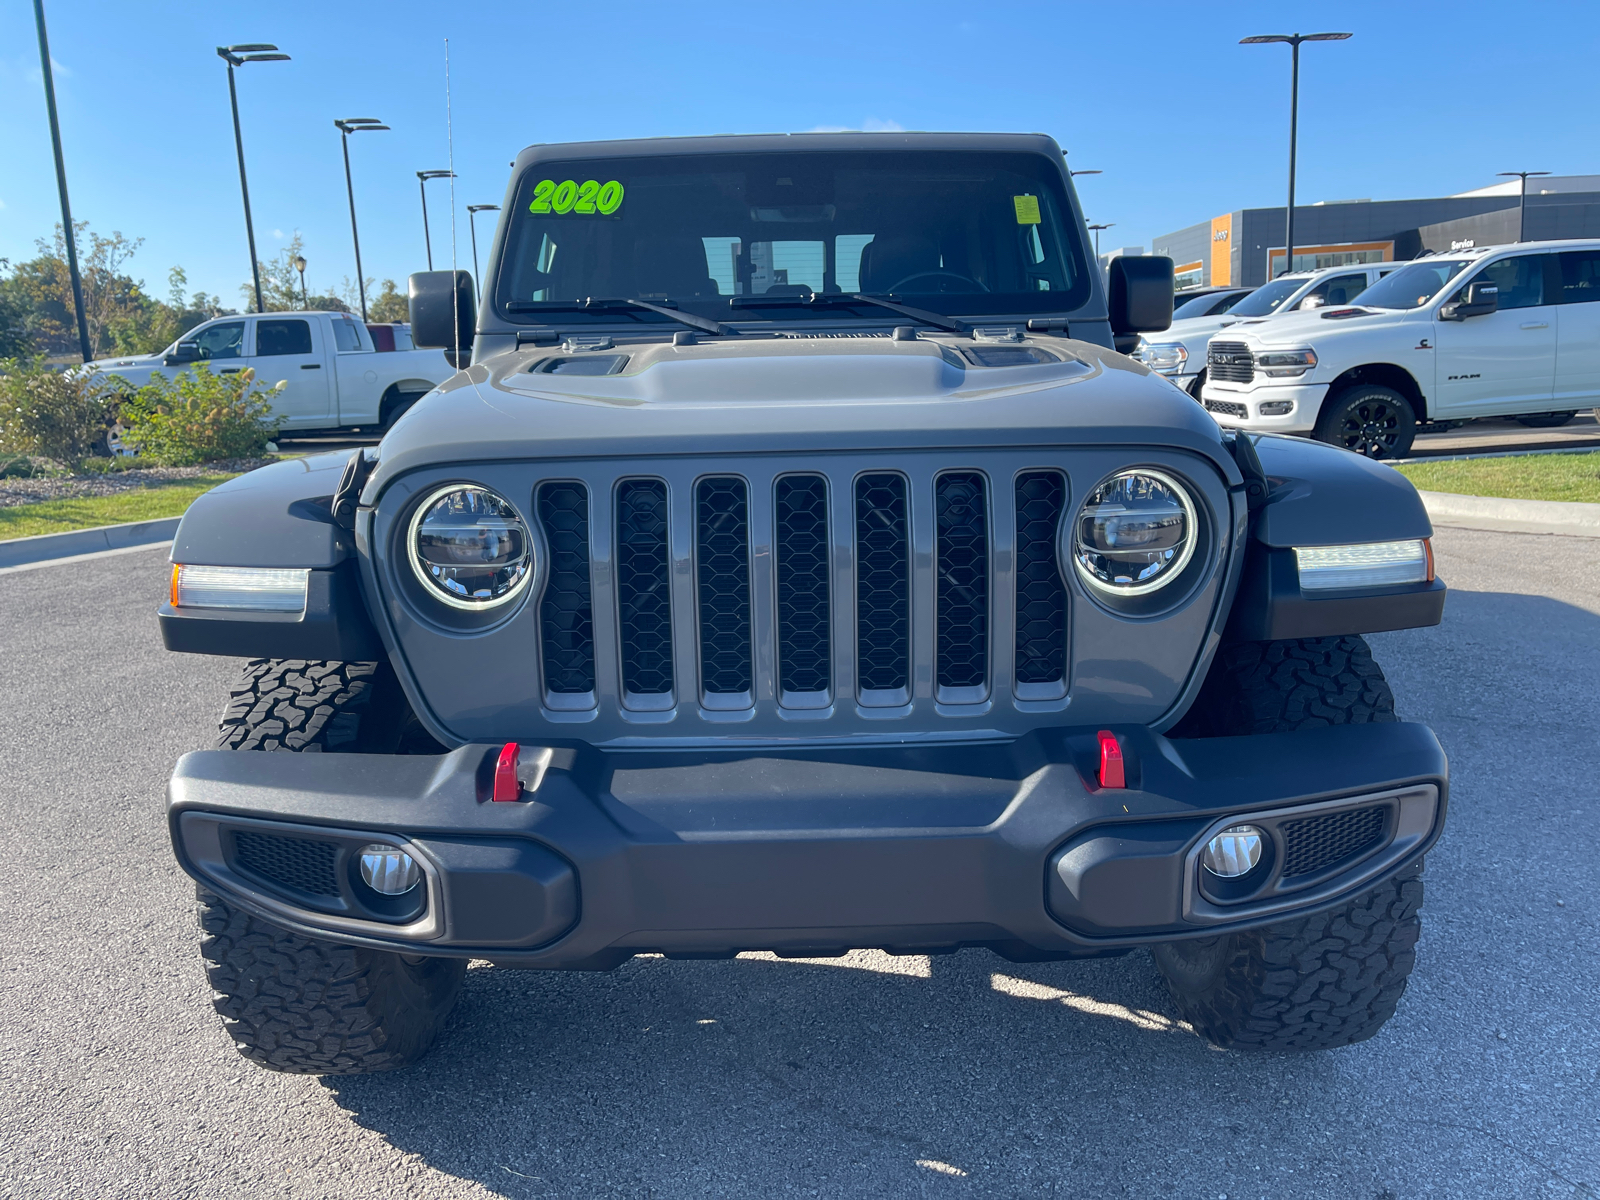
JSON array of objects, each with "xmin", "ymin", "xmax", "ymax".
[{"xmin": 1152, "ymin": 175, "xmax": 1600, "ymax": 290}]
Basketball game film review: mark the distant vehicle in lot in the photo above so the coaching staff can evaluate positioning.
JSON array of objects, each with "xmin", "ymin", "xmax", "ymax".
[
  {"xmin": 1201, "ymin": 241, "xmax": 1600, "ymax": 457},
  {"xmin": 158, "ymin": 130, "xmax": 1447, "ymax": 1075},
  {"xmin": 1171, "ymin": 286, "xmax": 1253, "ymax": 321},
  {"xmin": 1137, "ymin": 263, "xmax": 1400, "ymax": 397},
  {"xmin": 88, "ymin": 311, "xmax": 451, "ymax": 432}
]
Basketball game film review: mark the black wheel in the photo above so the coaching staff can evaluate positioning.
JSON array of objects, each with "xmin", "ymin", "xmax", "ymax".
[
  {"xmin": 1515, "ymin": 411, "xmax": 1577, "ymax": 428},
  {"xmin": 1156, "ymin": 636, "xmax": 1422, "ymax": 1050},
  {"xmin": 1314, "ymin": 384, "xmax": 1417, "ymax": 459},
  {"xmin": 201, "ymin": 658, "xmax": 461, "ymax": 1074}
]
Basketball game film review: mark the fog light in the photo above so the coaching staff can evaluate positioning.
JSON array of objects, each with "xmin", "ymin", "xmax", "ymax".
[
  {"xmin": 1258, "ymin": 400, "xmax": 1294, "ymax": 416},
  {"xmin": 1202, "ymin": 825, "xmax": 1263, "ymax": 878},
  {"xmin": 358, "ymin": 844, "xmax": 421, "ymax": 895}
]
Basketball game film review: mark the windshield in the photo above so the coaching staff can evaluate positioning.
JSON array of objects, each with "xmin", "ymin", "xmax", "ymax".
[
  {"xmin": 1170, "ymin": 293, "xmax": 1216, "ymax": 321},
  {"xmin": 496, "ymin": 150, "xmax": 1090, "ymax": 325},
  {"xmin": 1227, "ymin": 277, "xmax": 1308, "ymax": 317},
  {"xmin": 1353, "ymin": 258, "xmax": 1473, "ymax": 310}
]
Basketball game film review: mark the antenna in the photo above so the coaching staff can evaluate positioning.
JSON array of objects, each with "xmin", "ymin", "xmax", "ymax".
[{"xmin": 444, "ymin": 38, "xmax": 461, "ymax": 363}]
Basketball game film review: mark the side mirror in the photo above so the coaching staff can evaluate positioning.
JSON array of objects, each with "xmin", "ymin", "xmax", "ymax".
[
  {"xmin": 1109, "ymin": 256, "xmax": 1175, "ymax": 342},
  {"xmin": 164, "ymin": 342, "xmax": 202, "ymax": 366},
  {"xmin": 1298, "ymin": 294, "xmax": 1325, "ymax": 310},
  {"xmin": 1441, "ymin": 280, "xmax": 1499, "ymax": 321},
  {"xmin": 409, "ymin": 270, "xmax": 476, "ymax": 367}
]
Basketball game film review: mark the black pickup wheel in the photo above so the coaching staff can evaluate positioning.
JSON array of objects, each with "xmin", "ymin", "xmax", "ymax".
[
  {"xmin": 199, "ymin": 659, "xmax": 463, "ymax": 1074},
  {"xmin": 1155, "ymin": 636, "xmax": 1426, "ymax": 1051}
]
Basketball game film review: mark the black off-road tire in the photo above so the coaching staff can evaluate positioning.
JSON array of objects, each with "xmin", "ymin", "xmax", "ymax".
[
  {"xmin": 1313, "ymin": 384, "xmax": 1417, "ymax": 459},
  {"xmin": 197, "ymin": 887, "xmax": 466, "ymax": 1074},
  {"xmin": 200, "ymin": 658, "xmax": 461, "ymax": 1073},
  {"xmin": 1151, "ymin": 864, "xmax": 1424, "ymax": 1051},
  {"xmin": 1157, "ymin": 635, "xmax": 1421, "ymax": 1050}
]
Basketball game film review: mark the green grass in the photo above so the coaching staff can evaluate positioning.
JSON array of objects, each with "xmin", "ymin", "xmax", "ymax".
[
  {"xmin": 0, "ymin": 474, "xmax": 237, "ymax": 541},
  {"xmin": 1395, "ymin": 452, "xmax": 1600, "ymax": 504}
]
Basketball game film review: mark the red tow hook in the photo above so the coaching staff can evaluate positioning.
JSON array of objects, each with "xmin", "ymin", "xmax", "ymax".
[
  {"xmin": 1097, "ymin": 730, "xmax": 1125, "ymax": 789},
  {"xmin": 492, "ymin": 742, "xmax": 524, "ymax": 802}
]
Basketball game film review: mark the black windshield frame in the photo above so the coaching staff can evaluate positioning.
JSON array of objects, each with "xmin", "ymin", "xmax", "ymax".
[{"xmin": 493, "ymin": 148, "xmax": 1092, "ymax": 328}]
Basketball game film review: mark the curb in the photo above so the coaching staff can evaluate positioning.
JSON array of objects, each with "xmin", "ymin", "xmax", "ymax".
[
  {"xmin": 0, "ymin": 516, "xmax": 180, "ymax": 569},
  {"xmin": 1418, "ymin": 490, "xmax": 1600, "ymax": 538}
]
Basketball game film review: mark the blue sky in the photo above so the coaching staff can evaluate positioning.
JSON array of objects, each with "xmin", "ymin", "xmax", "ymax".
[{"xmin": 3, "ymin": 0, "xmax": 1595, "ymax": 307}]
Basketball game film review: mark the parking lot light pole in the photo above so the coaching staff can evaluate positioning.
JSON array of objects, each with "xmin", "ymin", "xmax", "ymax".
[
  {"xmin": 217, "ymin": 44, "xmax": 291, "ymax": 314},
  {"xmin": 467, "ymin": 205, "xmax": 500, "ymax": 295},
  {"xmin": 335, "ymin": 118, "xmax": 389, "ymax": 321},
  {"xmin": 1087, "ymin": 222, "xmax": 1114, "ymax": 259},
  {"xmin": 417, "ymin": 171, "xmax": 456, "ymax": 270},
  {"xmin": 1241, "ymin": 31, "xmax": 1351, "ymax": 278},
  {"xmin": 32, "ymin": 0, "xmax": 92, "ymax": 362},
  {"xmin": 1497, "ymin": 171, "xmax": 1551, "ymax": 242}
]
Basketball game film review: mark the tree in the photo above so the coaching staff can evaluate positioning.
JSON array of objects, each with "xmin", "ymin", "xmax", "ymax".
[{"xmin": 368, "ymin": 279, "xmax": 409, "ymax": 323}]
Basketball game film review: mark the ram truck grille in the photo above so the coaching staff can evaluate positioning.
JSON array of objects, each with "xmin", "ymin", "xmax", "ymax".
[{"xmin": 1207, "ymin": 341, "xmax": 1254, "ymax": 384}]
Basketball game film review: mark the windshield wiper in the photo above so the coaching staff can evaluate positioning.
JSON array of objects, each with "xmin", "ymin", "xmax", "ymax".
[
  {"xmin": 505, "ymin": 297, "xmax": 736, "ymax": 337},
  {"xmin": 728, "ymin": 291, "xmax": 967, "ymax": 334}
]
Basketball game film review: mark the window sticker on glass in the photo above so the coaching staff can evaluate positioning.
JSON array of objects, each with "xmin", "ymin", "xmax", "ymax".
[
  {"xmin": 1013, "ymin": 194, "xmax": 1041, "ymax": 225},
  {"xmin": 530, "ymin": 179, "xmax": 625, "ymax": 215}
]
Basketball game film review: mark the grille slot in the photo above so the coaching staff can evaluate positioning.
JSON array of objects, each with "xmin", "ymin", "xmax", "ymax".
[
  {"xmin": 695, "ymin": 476, "xmax": 753, "ymax": 697},
  {"xmin": 935, "ymin": 472, "xmax": 988, "ymax": 696},
  {"xmin": 615, "ymin": 478, "xmax": 674, "ymax": 700},
  {"xmin": 232, "ymin": 830, "xmax": 340, "ymax": 898},
  {"xmin": 854, "ymin": 473, "xmax": 911, "ymax": 697},
  {"xmin": 536, "ymin": 481, "xmax": 595, "ymax": 696},
  {"xmin": 1280, "ymin": 806, "xmax": 1387, "ymax": 879},
  {"xmin": 1013, "ymin": 471, "xmax": 1068, "ymax": 692},
  {"xmin": 1207, "ymin": 340, "xmax": 1254, "ymax": 384},
  {"xmin": 775, "ymin": 474, "xmax": 831, "ymax": 697}
]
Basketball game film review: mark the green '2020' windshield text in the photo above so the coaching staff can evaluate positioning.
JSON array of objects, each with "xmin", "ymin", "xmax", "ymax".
[{"xmin": 530, "ymin": 179, "xmax": 625, "ymax": 216}]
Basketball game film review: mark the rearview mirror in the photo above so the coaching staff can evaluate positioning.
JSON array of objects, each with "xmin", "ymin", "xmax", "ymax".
[
  {"xmin": 1109, "ymin": 255, "xmax": 1175, "ymax": 345},
  {"xmin": 409, "ymin": 270, "xmax": 476, "ymax": 367},
  {"xmin": 164, "ymin": 342, "xmax": 201, "ymax": 366},
  {"xmin": 1441, "ymin": 280, "xmax": 1499, "ymax": 321}
]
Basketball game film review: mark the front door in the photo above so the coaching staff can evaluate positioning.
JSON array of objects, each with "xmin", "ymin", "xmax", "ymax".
[
  {"xmin": 1554, "ymin": 248, "xmax": 1600, "ymax": 412},
  {"xmin": 246, "ymin": 317, "xmax": 331, "ymax": 427},
  {"xmin": 1431, "ymin": 253, "xmax": 1557, "ymax": 418}
]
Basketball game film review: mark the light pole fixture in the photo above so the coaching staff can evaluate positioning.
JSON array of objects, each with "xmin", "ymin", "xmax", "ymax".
[
  {"xmin": 293, "ymin": 254, "xmax": 308, "ymax": 308},
  {"xmin": 218, "ymin": 43, "xmax": 291, "ymax": 314},
  {"xmin": 417, "ymin": 170, "xmax": 456, "ymax": 270},
  {"xmin": 1497, "ymin": 171, "xmax": 1551, "ymax": 242},
  {"xmin": 32, "ymin": 0, "xmax": 91, "ymax": 362},
  {"xmin": 1068, "ymin": 168, "xmax": 1102, "ymax": 178},
  {"xmin": 467, "ymin": 204, "xmax": 500, "ymax": 295},
  {"xmin": 1086, "ymin": 222, "xmax": 1114, "ymax": 259},
  {"xmin": 335, "ymin": 118, "xmax": 389, "ymax": 321},
  {"xmin": 1241, "ymin": 31, "xmax": 1352, "ymax": 278}
]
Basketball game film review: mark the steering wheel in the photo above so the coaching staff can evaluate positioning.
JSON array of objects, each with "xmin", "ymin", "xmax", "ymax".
[{"xmin": 880, "ymin": 270, "xmax": 989, "ymax": 295}]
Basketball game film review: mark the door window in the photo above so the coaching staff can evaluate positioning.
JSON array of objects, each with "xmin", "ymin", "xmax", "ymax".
[
  {"xmin": 1555, "ymin": 251, "xmax": 1600, "ymax": 303},
  {"xmin": 1305, "ymin": 272, "xmax": 1369, "ymax": 307},
  {"xmin": 191, "ymin": 322, "xmax": 244, "ymax": 359},
  {"xmin": 1452, "ymin": 255, "xmax": 1549, "ymax": 310},
  {"xmin": 255, "ymin": 318, "xmax": 313, "ymax": 356}
]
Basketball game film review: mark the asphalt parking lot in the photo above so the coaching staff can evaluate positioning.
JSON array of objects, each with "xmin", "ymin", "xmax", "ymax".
[{"xmin": 1, "ymin": 528, "xmax": 1596, "ymax": 1199}]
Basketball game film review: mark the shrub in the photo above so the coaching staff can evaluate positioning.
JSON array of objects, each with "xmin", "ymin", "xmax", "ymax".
[
  {"xmin": 118, "ymin": 363, "xmax": 285, "ymax": 466},
  {"xmin": 0, "ymin": 357, "xmax": 122, "ymax": 468}
]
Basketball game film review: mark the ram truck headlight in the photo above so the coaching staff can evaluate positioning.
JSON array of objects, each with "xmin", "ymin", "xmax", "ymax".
[
  {"xmin": 409, "ymin": 485, "xmax": 534, "ymax": 609},
  {"xmin": 1073, "ymin": 470, "xmax": 1197, "ymax": 595},
  {"xmin": 1295, "ymin": 540, "xmax": 1433, "ymax": 591},
  {"xmin": 1255, "ymin": 348, "xmax": 1317, "ymax": 378},
  {"xmin": 170, "ymin": 564, "xmax": 309, "ymax": 612},
  {"xmin": 1138, "ymin": 342, "xmax": 1188, "ymax": 373}
]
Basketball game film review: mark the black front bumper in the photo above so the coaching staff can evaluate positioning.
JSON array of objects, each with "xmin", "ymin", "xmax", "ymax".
[{"xmin": 167, "ymin": 722, "xmax": 1447, "ymax": 967}]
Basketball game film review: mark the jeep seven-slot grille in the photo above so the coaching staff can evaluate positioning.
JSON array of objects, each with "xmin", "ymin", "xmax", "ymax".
[
  {"xmin": 536, "ymin": 482, "xmax": 595, "ymax": 694},
  {"xmin": 855, "ymin": 473, "xmax": 912, "ymax": 693},
  {"xmin": 775, "ymin": 474, "xmax": 831, "ymax": 695},
  {"xmin": 1207, "ymin": 340, "xmax": 1254, "ymax": 384},
  {"xmin": 534, "ymin": 466, "xmax": 1075, "ymax": 714}
]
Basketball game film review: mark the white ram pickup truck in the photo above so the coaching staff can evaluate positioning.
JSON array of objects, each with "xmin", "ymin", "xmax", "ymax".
[
  {"xmin": 1200, "ymin": 241, "xmax": 1600, "ymax": 458},
  {"xmin": 89, "ymin": 311, "xmax": 452, "ymax": 432}
]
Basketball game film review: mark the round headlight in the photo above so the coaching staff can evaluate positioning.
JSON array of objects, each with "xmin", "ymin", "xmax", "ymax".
[
  {"xmin": 408, "ymin": 485, "xmax": 533, "ymax": 609},
  {"xmin": 1073, "ymin": 470, "xmax": 1197, "ymax": 596}
]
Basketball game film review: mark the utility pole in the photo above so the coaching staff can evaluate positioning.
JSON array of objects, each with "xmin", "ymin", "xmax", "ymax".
[
  {"xmin": 33, "ymin": 0, "xmax": 92, "ymax": 362},
  {"xmin": 335, "ymin": 119, "xmax": 389, "ymax": 321},
  {"xmin": 1241, "ymin": 32, "xmax": 1351, "ymax": 278},
  {"xmin": 1498, "ymin": 171, "xmax": 1551, "ymax": 242},
  {"xmin": 217, "ymin": 44, "xmax": 290, "ymax": 313}
]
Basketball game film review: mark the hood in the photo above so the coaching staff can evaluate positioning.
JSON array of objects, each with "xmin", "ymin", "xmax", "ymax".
[
  {"xmin": 1159, "ymin": 313, "xmax": 1238, "ymax": 342},
  {"xmin": 1221, "ymin": 306, "xmax": 1406, "ymax": 346},
  {"xmin": 85, "ymin": 351, "xmax": 163, "ymax": 374},
  {"xmin": 368, "ymin": 334, "xmax": 1233, "ymax": 492}
]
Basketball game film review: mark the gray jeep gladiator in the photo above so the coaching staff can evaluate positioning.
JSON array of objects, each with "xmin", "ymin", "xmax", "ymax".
[{"xmin": 160, "ymin": 132, "xmax": 1448, "ymax": 1074}]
